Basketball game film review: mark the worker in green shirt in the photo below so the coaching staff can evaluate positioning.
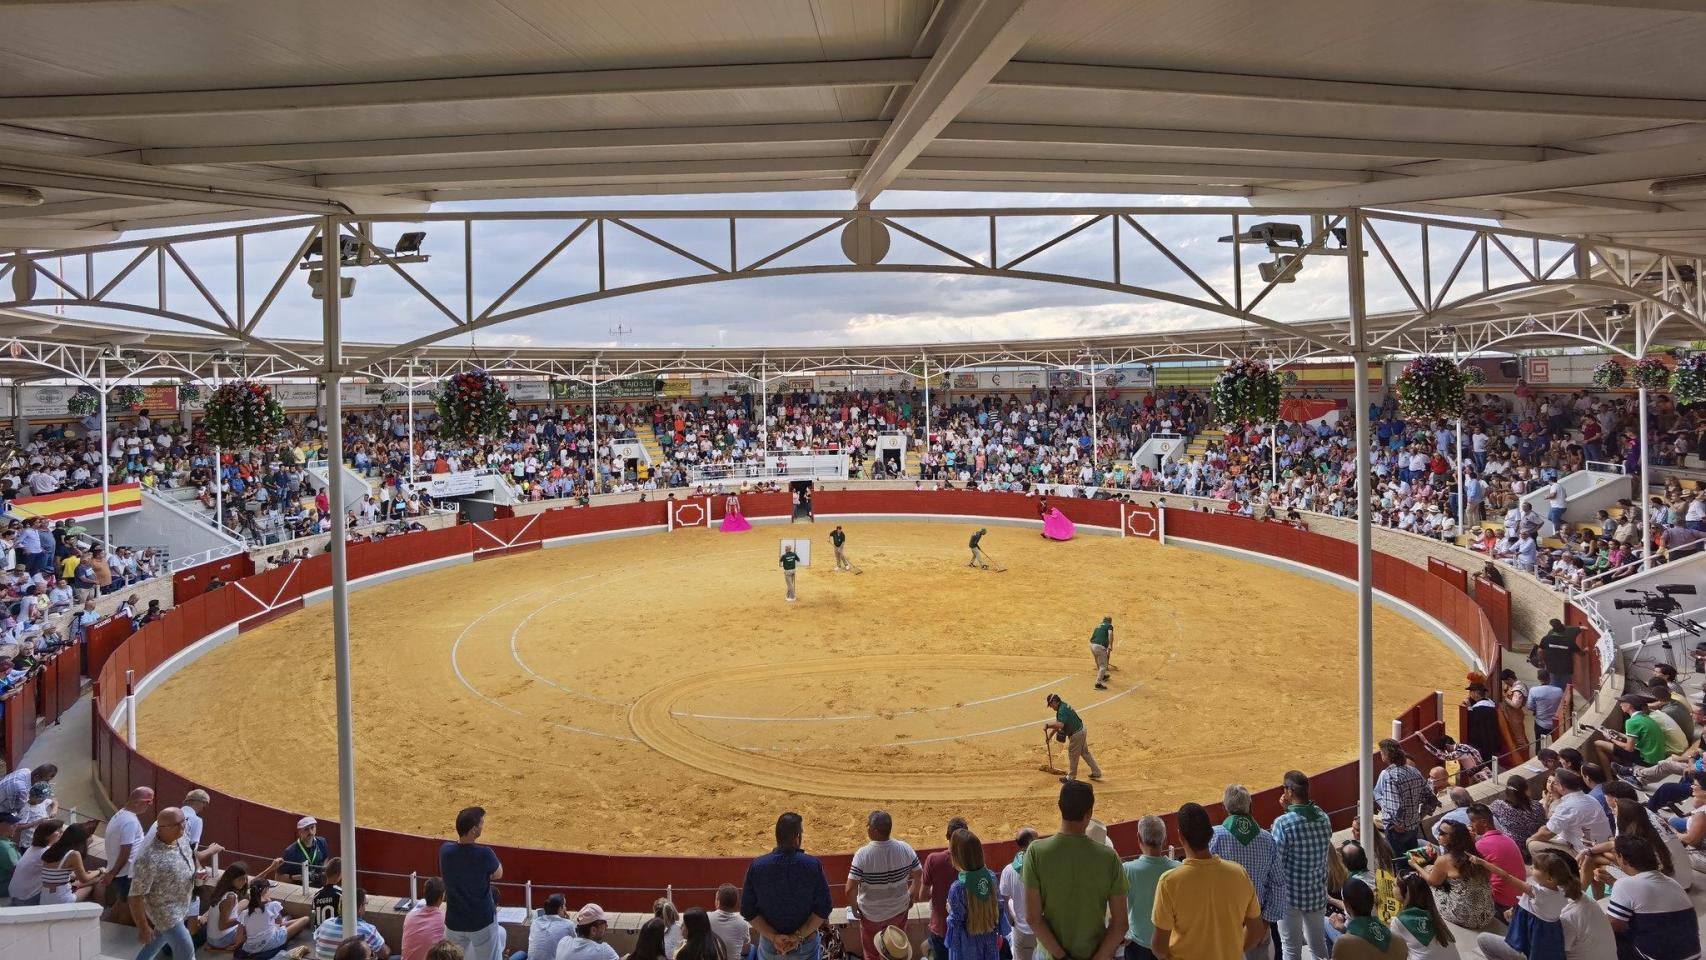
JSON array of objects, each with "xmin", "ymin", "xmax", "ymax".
[
  {"xmin": 1088, "ymin": 616, "xmax": 1113, "ymax": 691},
  {"xmin": 1589, "ymin": 694, "xmax": 1673, "ymax": 771},
  {"xmin": 779, "ymin": 546, "xmax": 801, "ymax": 603},
  {"xmin": 1044, "ymin": 693, "xmax": 1103, "ymax": 783},
  {"xmin": 830, "ymin": 526, "xmax": 851, "ymax": 572},
  {"xmin": 968, "ymin": 528, "xmax": 988, "ymax": 569}
]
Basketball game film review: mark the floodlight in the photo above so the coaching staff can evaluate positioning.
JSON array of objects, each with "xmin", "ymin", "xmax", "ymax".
[
  {"xmin": 1258, "ymin": 256, "xmax": 1298, "ymax": 283},
  {"xmin": 0, "ymin": 185, "xmax": 43, "ymax": 207},
  {"xmin": 395, "ymin": 231, "xmax": 426, "ymax": 256},
  {"xmin": 1218, "ymin": 222, "xmax": 1304, "ymax": 247}
]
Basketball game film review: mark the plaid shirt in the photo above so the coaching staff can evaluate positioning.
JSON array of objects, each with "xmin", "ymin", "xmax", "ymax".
[
  {"xmin": 1374, "ymin": 762, "xmax": 1430, "ymax": 832},
  {"xmin": 1208, "ymin": 826, "xmax": 1289, "ymax": 922},
  {"xmin": 1270, "ymin": 804, "xmax": 1334, "ymax": 912}
]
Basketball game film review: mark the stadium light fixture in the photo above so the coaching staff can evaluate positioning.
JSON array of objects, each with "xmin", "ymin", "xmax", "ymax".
[
  {"xmin": 0, "ymin": 184, "xmax": 44, "ymax": 207},
  {"xmin": 1649, "ymin": 174, "xmax": 1706, "ymax": 198}
]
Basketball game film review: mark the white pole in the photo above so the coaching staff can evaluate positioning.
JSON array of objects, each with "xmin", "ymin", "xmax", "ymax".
[
  {"xmin": 1640, "ymin": 382, "xmax": 1652, "ymax": 569},
  {"xmin": 406, "ymin": 370, "xmax": 416, "ymax": 484},
  {"xmin": 98, "ymin": 357, "xmax": 110, "ymax": 548},
  {"xmin": 1270, "ymin": 423, "xmax": 1278, "ymax": 489},
  {"xmin": 212, "ymin": 361, "xmax": 222, "ymax": 533},
  {"xmin": 1089, "ymin": 356, "xmax": 1099, "ymax": 470},
  {"xmin": 321, "ymin": 215, "xmax": 360, "ymax": 931},
  {"xmin": 760, "ymin": 360, "xmax": 769, "ymax": 452},
  {"xmin": 923, "ymin": 352, "xmax": 931, "ymax": 464},
  {"xmin": 591, "ymin": 366, "xmax": 600, "ymax": 494},
  {"xmin": 409, "ymin": 871, "xmax": 418, "ymax": 904},
  {"xmin": 1348, "ymin": 209, "xmax": 1377, "ymax": 858}
]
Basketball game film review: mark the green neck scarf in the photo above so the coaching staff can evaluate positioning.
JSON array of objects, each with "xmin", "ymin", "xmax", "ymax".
[
  {"xmin": 1344, "ymin": 917, "xmax": 1392, "ymax": 953},
  {"xmin": 1394, "ymin": 907, "xmax": 1434, "ymax": 946},
  {"xmin": 1009, "ymin": 851, "xmax": 1025, "ymax": 877},
  {"xmin": 1287, "ymin": 802, "xmax": 1325, "ymax": 822},
  {"xmin": 959, "ymin": 867, "xmax": 995, "ymax": 901},
  {"xmin": 1222, "ymin": 814, "xmax": 1260, "ymax": 846}
]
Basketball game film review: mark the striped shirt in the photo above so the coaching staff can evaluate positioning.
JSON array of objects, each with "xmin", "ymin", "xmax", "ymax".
[
  {"xmin": 849, "ymin": 838, "xmax": 920, "ymax": 920},
  {"xmin": 1605, "ymin": 870, "xmax": 1700, "ymax": 960},
  {"xmin": 311, "ymin": 915, "xmax": 387, "ymax": 960},
  {"xmin": 1270, "ymin": 804, "xmax": 1333, "ymax": 912}
]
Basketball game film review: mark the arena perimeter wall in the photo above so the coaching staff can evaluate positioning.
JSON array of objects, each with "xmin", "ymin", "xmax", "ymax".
[{"xmin": 85, "ymin": 490, "xmax": 1545, "ymax": 910}]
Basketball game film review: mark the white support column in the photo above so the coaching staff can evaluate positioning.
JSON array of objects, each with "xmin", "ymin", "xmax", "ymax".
[
  {"xmin": 320, "ymin": 215, "xmax": 360, "ymax": 931},
  {"xmin": 124, "ymin": 669, "xmax": 136, "ymax": 746},
  {"xmin": 759, "ymin": 360, "xmax": 769, "ymax": 453},
  {"xmin": 923, "ymin": 351, "xmax": 931, "ymax": 455},
  {"xmin": 1348, "ymin": 209, "xmax": 1377, "ymax": 858},
  {"xmin": 1089, "ymin": 356, "xmax": 1100, "ymax": 469},
  {"xmin": 98, "ymin": 357, "xmax": 110, "ymax": 548},
  {"xmin": 212, "ymin": 362, "xmax": 222, "ymax": 533},
  {"xmin": 1640, "ymin": 382, "xmax": 1652, "ymax": 569},
  {"xmin": 590, "ymin": 366, "xmax": 600, "ymax": 494},
  {"xmin": 1270, "ymin": 423, "xmax": 1278, "ymax": 489},
  {"xmin": 406, "ymin": 370, "xmax": 416, "ymax": 484}
]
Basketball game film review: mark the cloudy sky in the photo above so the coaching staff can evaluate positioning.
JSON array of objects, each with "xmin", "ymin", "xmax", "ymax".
[{"xmin": 75, "ymin": 188, "xmax": 1545, "ymax": 352}]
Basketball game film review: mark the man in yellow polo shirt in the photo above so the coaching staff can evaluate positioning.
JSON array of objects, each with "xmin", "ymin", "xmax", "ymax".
[{"xmin": 1151, "ymin": 802, "xmax": 1264, "ymax": 960}]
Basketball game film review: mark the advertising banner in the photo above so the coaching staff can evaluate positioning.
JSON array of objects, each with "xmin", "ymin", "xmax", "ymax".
[
  {"xmin": 551, "ymin": 377, "xmax": 660, "ymax": 400},
  {"xmin": 19, "ymin": 385, "xmax": 79, "ymax": 418},
  {"xmin": 425, "ymin": 472, "xmax": 482, "ymax": 497}
]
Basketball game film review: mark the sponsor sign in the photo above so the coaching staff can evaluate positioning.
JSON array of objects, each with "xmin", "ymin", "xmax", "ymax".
[
  {"xmin": 19, "ymin": 385, "xmax": 80, "ymax": 418},
  {"xmin": 551, "ymin": 376, "xmax": 660, "ymax": 400},
  {"xmin": 425, "ymin": 472, "xmax": 482, "ymax": 497}
]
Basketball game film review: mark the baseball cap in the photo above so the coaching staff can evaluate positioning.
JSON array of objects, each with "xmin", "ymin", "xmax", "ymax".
[
  {"xmin": 296, "ymin": 816, "xmax": 317, "ymax": 830},
  {"xmin": 575, "ymin": 903, "xmax": 608, "ymax": 925}
]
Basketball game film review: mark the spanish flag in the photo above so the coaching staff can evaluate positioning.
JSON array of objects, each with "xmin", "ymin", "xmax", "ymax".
[{"xmin": 10, "ymin": 482, "xmax": 143, "ymax": 522}]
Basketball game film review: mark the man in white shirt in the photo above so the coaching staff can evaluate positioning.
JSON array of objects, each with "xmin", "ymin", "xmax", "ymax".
[
  {"xmin": 845, "ymin": 810, "xmax": 921, "ymax": 960},
  {"xmin": 709, "ymin": 883, "xmax": 752, "ymax": 960},
  {"xmin": 999, "ymin": 828, "xmax": 1038, "ymax": 960},
  {"xmin": 1528, "ymin": 770, "xmax": 1606, "ymax": 859},
  {"xmin": 101, "ymin": 786, "xmax": 154, "ymax": 919}
]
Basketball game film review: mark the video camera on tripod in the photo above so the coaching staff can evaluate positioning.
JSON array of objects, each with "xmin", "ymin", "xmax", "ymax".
[{"xmin": 1614, "ymin": 583, "xmax": 1704, "ymax": 644}]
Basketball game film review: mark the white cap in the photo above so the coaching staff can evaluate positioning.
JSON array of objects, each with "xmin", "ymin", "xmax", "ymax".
[{"xmin": 296, "ymin": 816, "xmax": 317, "ymax": 830}]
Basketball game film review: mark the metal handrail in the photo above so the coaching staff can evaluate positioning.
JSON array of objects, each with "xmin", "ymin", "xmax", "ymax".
[{"xmin": 139, "ymin": 485, "xmax": 248, "ymax": 547}]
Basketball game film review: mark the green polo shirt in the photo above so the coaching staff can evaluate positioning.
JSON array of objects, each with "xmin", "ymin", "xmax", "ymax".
[
  {"xmin": 1624, "ymin": 711, "xmax": 1669, "ymax": 765},
  {"xmin": 1090, "ymin": 622, "xmax": 1111, "ymax": 647},
  {"xmin": 1055, "ymin": 701, "xmax": 1084, "ymax": 736},
  {"xmin": 780, "ymin": 551, "xmax": 799, "ymax": 571}
]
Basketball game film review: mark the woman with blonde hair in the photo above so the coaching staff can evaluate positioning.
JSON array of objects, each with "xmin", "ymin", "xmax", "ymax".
[{"xmin": 945, "ymin": 828, "xmax": 1008, "ymax": 960}]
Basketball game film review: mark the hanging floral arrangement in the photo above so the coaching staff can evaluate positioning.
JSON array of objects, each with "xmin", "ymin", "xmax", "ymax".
[
  {"xmin": 435, "ymin": 368, "xmax": 510, "ymax": 440},
  {"xmin": 66, "ymin": 389, "xmax": 99, "ymax": 417},
  {"xmin": 1591, "ymin": 358, "xmax": 1626, "ymax": 390},
  {"xmin": 1671, "ymin": 353, "xmax": 1706, "ymax": 405},
  {"xmin": 1459, "ymin": 364, "xmax": 1486, "ymax": 387},
  {"xmin": 201, "ymin": 380, "xmax": 287, "ymax": 448},
  {"xmin": 1631, "ymin": 355, "xmax": 1671, "ymax": 390},
  {"xmin": 1282, "ymin": 370, "xmax": 1299, "ymax": 387},
  {"xmin": 178, "ymin": 382, "xmax": 201, "ymax": 404},
  {"xmin": 111, "ymin": 385, "xmax": 145, "ymax": 409},
  {"xmin": 1209, "ymin": 359, "xmax": 1282, "ymax": 424},
  {"xmin": 1395, "ymin": 355, "xmax": 1466, "ymax": 417}
]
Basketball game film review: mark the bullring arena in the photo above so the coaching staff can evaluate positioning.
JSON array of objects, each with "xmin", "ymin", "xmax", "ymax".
[{"xmin": 135, "ymin": 514, "xmax": 1466, "ymax": 856}]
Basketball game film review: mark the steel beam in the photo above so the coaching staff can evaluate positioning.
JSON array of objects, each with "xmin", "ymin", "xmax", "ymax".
[
  {"xmin": 853, "ymin": 0, "xmax": 1056, "ymax": 201},
  {"xmin": 939, "ymin": 122, "xmax": 1557, "ymax": 163},
  {"xmin": 1260, "ymin": 140, "xmax": 1706, "ymax": 208},
  {"xmin": 315, "ymin": 155, "xmax": 863, "ymax": 189},
  {"xmin": 0, "ymin": 60, "xmax": 928, "ymax": 121}
]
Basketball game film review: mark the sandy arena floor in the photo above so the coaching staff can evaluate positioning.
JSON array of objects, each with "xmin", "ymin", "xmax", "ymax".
[{"xmin": 137, "ymin": 522, "xmax": 1468, "ymax": 856}]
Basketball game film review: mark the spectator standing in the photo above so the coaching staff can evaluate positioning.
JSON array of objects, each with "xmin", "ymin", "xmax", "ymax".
[
  {"xmin": 127, "ymin": 807, "xmax": 224, "ymax": 960},
  {"xmin": 920, "ymin": 817, "xmax": 969, "ymax": 960},
  {"xmin": 708, "ymin": 885, "xmax": 752, "ymax": 960},
  {"xmin": 1373, "ymin": 740, "xmax": 1429, "ymax": 855},
  {"xmin": 945, "ymin": 829, "xmax": 1008, "ymax": 960},
  {"xmin": 1016, "ymin": 780, "xmax": 1125, "ymax": 960},
  {"xmin": 998, "ymin": 829, "xmax": 1038, "ymax": 960},
  {"xmin": 1022, "ymin": 781, "xmax": 1127, "ymax": 960},
  {"xmin": 1151, "ymin": 801, "xmax": 1264, "ymax": 960},
  {"xmin": 847, "ymin": 810, "xmax": 921, "ymax": 960},
  {"xmin": 1270, "ymin": 771, "xmax": 1332, "ymax": 960},
  {"xmin": 1207, "ymin": 784, "xmax": 1287, "ymax": 960},
  {"xmin": 0, "ymin": 764, "xmax": 55, "ymax": 824},
  {"xmin": 1524, "ymin": 671, "xmax": 1564, "ymax": 746},
  {"xmin": 1120, "ymin": 816, "xmax": 1176, "ymax": 960},
  {"xmin": 740, "ymin": 813, "xmax": 832, "ymax": 960},
  {"xmin": 441, "ymin": 806, "xmax": 504, "ymax": 960},
  {"xmin": 101, "ymin": 787, "xmax": 153, "ymax": 920},
  {"xmin": 401, "ymin": 877, "xmax": 448, "ymax": 960}
]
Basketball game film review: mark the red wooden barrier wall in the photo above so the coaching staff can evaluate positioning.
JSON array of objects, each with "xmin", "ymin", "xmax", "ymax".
[
  {"xmin": 174, "ymin": 553, "xmax": 257, "ymax": 603},
  {"xmin": 1471, "ymin": 576, "xmax": 1512, "ymax": 650},
  {"xmin": 85, "ymin": 498, "xmax": 1563, "ymax": 910}
]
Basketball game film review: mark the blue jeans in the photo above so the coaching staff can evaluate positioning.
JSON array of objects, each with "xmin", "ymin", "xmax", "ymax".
[
  {"xmin": 1548, "ymin": 507, "xmax": 1565, "ymax": 529},
  {"xmin": 757, "ymin": 935, "xmax": 822, "ymax": 960},
  {"xmin": 134, "ymin": 920, "xmax": 196, "ymax": 960}
]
